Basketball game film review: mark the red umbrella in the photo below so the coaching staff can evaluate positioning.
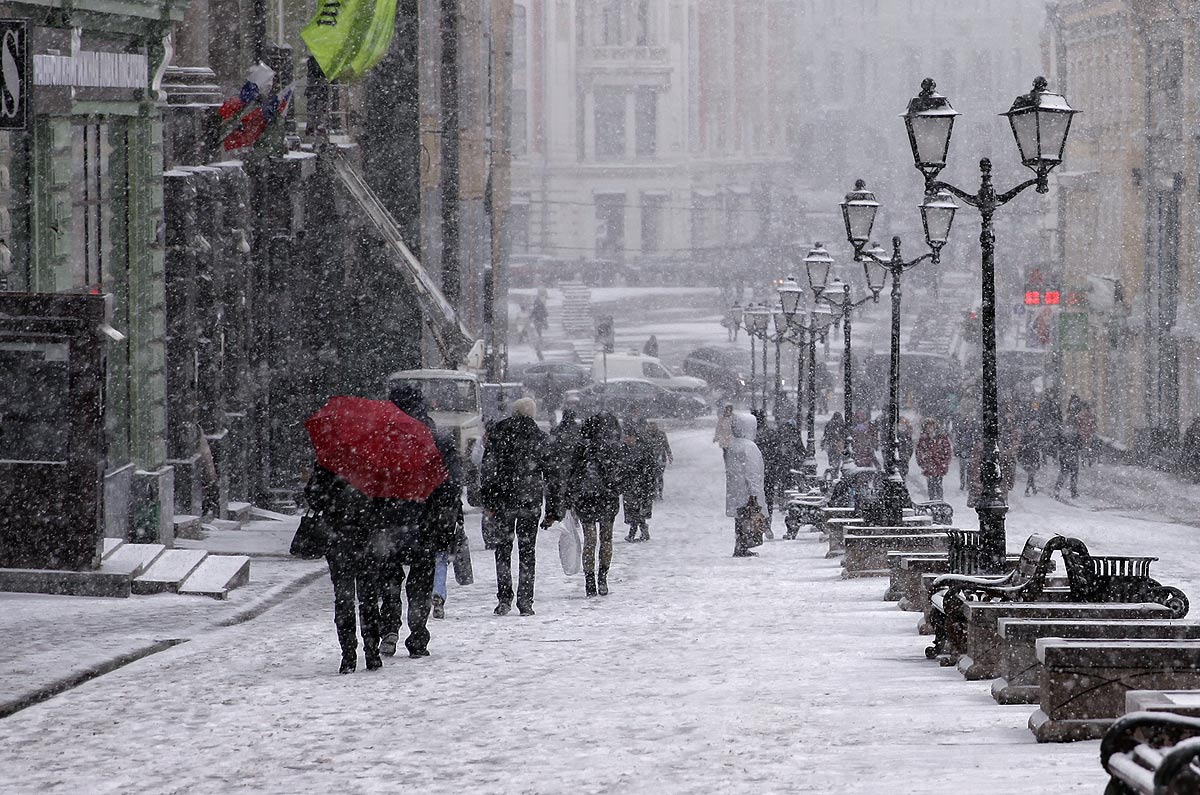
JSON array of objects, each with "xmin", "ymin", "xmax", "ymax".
[{"xmin": 305, "ymin": 396, "xmax": 447, "ymax": 500}]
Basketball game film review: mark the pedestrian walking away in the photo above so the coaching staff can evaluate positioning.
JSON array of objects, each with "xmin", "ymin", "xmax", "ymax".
[
  {"xmin": 619, "ymin": 423, "xmax": 658, "ymax": 543},
  {"xmin": 642, "ymin": 420, "xmax": 672, "ymax": 499},
  {"xmin": 565, "ymin": 412, "xmax": 622, "ymax": 597},
  {"xmin": 480, "ymin": 397, "xmax": 563, "ymax": 616},
  {"xmin": 642, "ymin": 334, "xmax": 659, "ymax": 358},
  {"xmin": 1018, "ymin": 418, "xmax": 1042, "ymax": 496},
  {"xmin": 822, "ymin": 411, "xmax": 846, "ymax": 473},
  {"xmin": 753, "ymin": 411, "xmax": 784, "ymax": 533},
  {"xmin": 914, "ymin": 418, "xmax": 951, "ymax": 501},
  {"xmin": 726, "ymin": 413, "xmax": 767, "ymax": 557},
  {"xmin": 1053, "ymin": 396, "xmax": 1085, "ymax": 499}
]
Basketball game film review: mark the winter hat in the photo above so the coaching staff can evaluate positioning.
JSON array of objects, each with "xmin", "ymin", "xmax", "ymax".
[{"xmin": 512, "ymin": 397, "xmax": 538, "ymax": 418}]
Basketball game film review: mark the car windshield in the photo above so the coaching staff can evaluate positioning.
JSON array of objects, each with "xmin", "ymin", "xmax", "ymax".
[{"xmin": 393, "ymin": 378, "xmax": 480, "ymax": 413}]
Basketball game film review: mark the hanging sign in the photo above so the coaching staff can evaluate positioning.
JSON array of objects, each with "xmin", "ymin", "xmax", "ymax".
[{"xmin": 0, "ymin": 20, "xmax": 29, "ymax": 131}]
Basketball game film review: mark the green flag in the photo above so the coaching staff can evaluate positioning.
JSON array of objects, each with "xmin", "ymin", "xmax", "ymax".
[{"xmin": 301, "ymin": 0, "xmax": 396, "ymax": 82}]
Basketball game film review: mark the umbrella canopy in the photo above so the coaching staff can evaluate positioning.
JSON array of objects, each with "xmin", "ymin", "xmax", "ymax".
[{"xmin": 305, "ymin": 396, "xmax": 447, "ymax": 500}]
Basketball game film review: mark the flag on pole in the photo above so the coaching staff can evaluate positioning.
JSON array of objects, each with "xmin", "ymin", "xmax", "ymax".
[{"xmin": 301, "ymin": 0, "xmax": 397, "ymax": 82}]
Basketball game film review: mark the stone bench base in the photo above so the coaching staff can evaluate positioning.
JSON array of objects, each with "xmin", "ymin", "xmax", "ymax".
[
  {"xmin": 1030, "ymin": 638, "xmax": 1200, "ymax": 742},
  {"xmin": 843, "ymin": 531, "xmax": 950, "ymax": 578},
  {"xmin": 990, "ymin": 618, "xmax": 1200, "ymax": 705}
]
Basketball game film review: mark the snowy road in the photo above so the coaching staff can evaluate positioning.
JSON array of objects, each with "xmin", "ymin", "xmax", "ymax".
[{"xmin": 0, "ymin": 428, "xmax": 1130, "ymax": 794}]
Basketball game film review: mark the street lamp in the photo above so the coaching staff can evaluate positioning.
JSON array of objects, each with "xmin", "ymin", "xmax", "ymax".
[
  {"xmin": 748, "ymin": 304, "xmax": 771, "ymax": 413},
  {"xmin": 903, "ymin": 76, "xmax": 1076, "ymax": 571},
  {"xmin": 809, "ymin": 260, "xmax": 880, "ymax": 474},
  {"xmin": 776, "ymin": 283, "xmax": 834, "ymax": 485},
  {"xmin": 840, "ymin": 178, "xmax": 956, "ymax": 526}
]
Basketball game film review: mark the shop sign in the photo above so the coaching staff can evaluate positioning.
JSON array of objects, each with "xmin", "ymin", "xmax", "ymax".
[
  {"xmin": 0, "ymin": 20, "xmax": 28, "ymax": 131},
  {"xmin": 33, "ymin": 51, "xmax": 146, "ymax": 89}
]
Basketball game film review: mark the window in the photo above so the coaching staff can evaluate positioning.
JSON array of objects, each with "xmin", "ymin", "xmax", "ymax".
[
  {"xmin": 642, "ymin": 362, "xmax": 671, "ymax": 379},
  {"xmin": 634, "ymin": 87, "xmax": 657, "ymax": 158},
  {"xmin": 641, "ymin": 194, "xmax": 665, "ymax": 253},
  {"xmin": 595, "ymin": 194, "xmax": 626, "ymax": 261},
  {"xmin": 391, "ymin": 379, "xmax": 480, "ymax": 413},
  {"xmin": 71, "ymin": 123, "xmax": 111, "ymax": 289},
  {"xmin": 635, "ymin": 0, "xmax": 652, "ymax": 45},
  {"xmin": 511, "ymin": 5, "xmax": 528, "ymax": 156},
  {"xmin": 594, "ymin": 88, "xmax": 626, "ymax": 159},
  {"xmin": 600, "ymin": 0, "xmax": 623, "ymax": 45}
]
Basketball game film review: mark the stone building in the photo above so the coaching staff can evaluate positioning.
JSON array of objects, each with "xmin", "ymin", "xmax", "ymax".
[
  {"xmin": 1046, "ymin": 0, "xmax": 1200, "ymax": 456},
  {"xmin": 508, "ymin": 0, "xmax": 800, "ymax": 289}
]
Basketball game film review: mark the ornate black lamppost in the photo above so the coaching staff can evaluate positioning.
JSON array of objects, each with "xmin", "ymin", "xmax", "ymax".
[
  {"xmin": 902, "ymin": 76, "xmax": 1076, "ymax": 569},
  {"xmin": 836, "ymin": 182, "xmax": 958, "ymax": 525},
  {"xmin": 775, "ymin": 290, "xmax": 833, "ymax": 483},
  {"xmin": 800, "ymin": 249, "xmax": 882, "ymax": 472},
  {"xmin": 742, "ymin": 303, "xmax": 771, "ymax": 413}
]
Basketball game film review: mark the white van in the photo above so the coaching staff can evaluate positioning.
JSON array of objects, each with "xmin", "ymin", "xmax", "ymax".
[
  {"xmin": 591, "ymin": 353, "xmax": 708, "ymax": 394},
  {"xmin": 385, "ymin": 369, "xmax": 484, "ymax": 459}
]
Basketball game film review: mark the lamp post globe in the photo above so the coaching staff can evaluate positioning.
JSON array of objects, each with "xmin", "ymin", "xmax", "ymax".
[
  {"xmin": 804, "ymin": 243, "xmax": 835, "ymax": 295},
  {"xmin": 903, "ymin": 78, "xmax": 959, "ymax": 179},
  {"xmin": 920, "ymin": 189, "xmax": 959, "ymax": 255},
  {"xmin": 841, "ymin": 180, "xmax": 880, "ymax": 248},
  {"xmin": 863, "ymin": 242, "xmax": 889, "ymax": 295},
  {"xmin": 778, "ymin": 276, "xmax": 805, "ymax": 318},
  {"xmin": 1003, "ymin": 76, "xmax": 1078, "ymax": 189},
  {"xmin": 730, "ymin": 302, "xmax": 744, "ymax": 329}
]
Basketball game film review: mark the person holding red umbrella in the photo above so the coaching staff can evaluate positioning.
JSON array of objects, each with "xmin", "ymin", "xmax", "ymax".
[
  {"xmin": 480, "ymin": 397, "xmax": 564, "ymax": 616},
  {"xmin": 305, "ymin": 396, "xmax": 447, "ymax": 673}
]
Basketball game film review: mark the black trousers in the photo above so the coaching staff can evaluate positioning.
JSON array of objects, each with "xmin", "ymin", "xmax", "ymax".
[
  {"xmin": 494, "ymin": 507, "xmax": 539, "ymax": 608},
  {"xmin": 380, "ymin": 547, "xmax": 436, "ymax": 654},
  {"xmin": 327, "ymin": 545, "xmax": 381, "ymax": 658}
]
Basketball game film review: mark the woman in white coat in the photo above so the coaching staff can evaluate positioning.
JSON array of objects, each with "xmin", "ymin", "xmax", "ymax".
[{"xmin": 725, "ymin": 413, "xmax": 767, "ymax": 557}]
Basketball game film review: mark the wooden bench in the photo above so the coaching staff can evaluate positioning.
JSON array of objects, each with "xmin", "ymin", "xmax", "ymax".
[
  {"xmin": 1029, "ymin": 639, "xmax": 1200, "ymax": 742},
  {"xmin": 1101, "ymin": 712, "xmax": 1200, "ymax": 794},
  {"xmin": 991, "ymin": 619, "xmax": 1200, "ymax": 705}
]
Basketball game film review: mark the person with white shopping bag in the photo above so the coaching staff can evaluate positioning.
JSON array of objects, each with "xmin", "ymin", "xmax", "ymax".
[{"xmin": 563, "ymin": 412, "xmax": 623, "ymax": 597}]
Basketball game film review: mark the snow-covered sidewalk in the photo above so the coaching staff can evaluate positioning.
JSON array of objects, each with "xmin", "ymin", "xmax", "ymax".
[{"xmin": 0, "ymin": 426, "xmax": 1122, "ymax": 793}]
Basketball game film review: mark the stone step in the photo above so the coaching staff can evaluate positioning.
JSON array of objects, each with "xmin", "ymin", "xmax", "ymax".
[
  {"xmin": 101, "ymin": 543, "xmax": 166, "ymax": 578},
  {"xmin": 173, "ymin": 514, "xmax": 204, "ymax": 540},
  {"xmin": 179, "ymin": 555, "xmax": 251, "ymax": 600},
  {"xmin": 132, "ymin": 549, "xmax": 210, "ymax": 595},
  {"xmin": 101, "ymin": 538, "xmax": 126, "ymax": 559},
  {"xmin": 223, "ymin": 501, "xmax": 254, "ymax": 523}
]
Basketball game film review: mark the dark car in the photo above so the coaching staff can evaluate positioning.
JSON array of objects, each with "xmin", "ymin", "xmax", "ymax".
[
  {"xmin": 518, "ymin": 361, "xmax": 592, "ymax": 398},
  {"xmin": 682, "ymin": 347, "xmax": 746, "ymax": 395},
  {"xmin": 570, "ymin": 378, "xmax": 707, "ymax": 420}
]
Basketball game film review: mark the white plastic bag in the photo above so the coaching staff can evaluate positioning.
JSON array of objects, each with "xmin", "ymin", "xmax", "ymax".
[{"xmin": 557, "ymin": 510, "xmax": 583, "ymax": 576}]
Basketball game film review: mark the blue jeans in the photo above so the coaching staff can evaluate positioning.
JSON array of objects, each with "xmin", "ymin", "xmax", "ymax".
[{"xmin": 433, "ymin": 550, "xmax": 449, "ymax": 600}]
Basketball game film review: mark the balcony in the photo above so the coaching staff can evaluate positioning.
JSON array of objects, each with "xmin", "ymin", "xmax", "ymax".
[{"xmin": 581, "ymin": 45, "xmax": 670, "ymax": 69}]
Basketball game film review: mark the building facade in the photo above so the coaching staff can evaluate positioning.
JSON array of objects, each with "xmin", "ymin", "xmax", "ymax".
[
  {"xmin": 1047, "ymin": 0, "xmax": 1200, "ymax": 456},
  {"xmin": 509, "ymin": 0, "xmax": 800, "ymax": 290}
]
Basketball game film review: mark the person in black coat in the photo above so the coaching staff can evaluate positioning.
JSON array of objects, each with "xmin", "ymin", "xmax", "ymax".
[
  {"xmin": 619, "ymin": 423, "xmax": 658, "ymax": 543},
  {"xmin": 377, "ymin": 384, "xmax": 460, "ymax": 656},
  {"xmin": 304, "ymin": 465, "xmax": 384, "ymax": 674},
  {"xmin": 480, "ymin": 397, "xmax": 563, "ymax": 616},
  {"xmin": 753, "ymin": 411, "xmax": 784, "ymax": 525},
  {"xmin": 549, "ymin": 406, "xmax": 582, "ymax": 481},
  {"xmin": 564, "ymin": 412, "xmax": 622, "ymax": 597}
]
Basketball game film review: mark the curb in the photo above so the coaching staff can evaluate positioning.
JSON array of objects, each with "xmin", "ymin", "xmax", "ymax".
[{"xmin": 0, "ymin": 564, "xmax": 326, "ymax": 721}]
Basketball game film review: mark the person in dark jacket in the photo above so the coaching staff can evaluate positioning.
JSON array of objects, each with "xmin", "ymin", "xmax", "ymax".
[
  {"xmin": 565, "ymin": 412, "xmax": 622, "ymax": 596},
  {"xmin": 1018, "ymin": 416, "xmax": 1042, "ymax": 495},
  {"xmin": 644, "ymin": 420, "xmax": 672, "ymax": 499},
  {"xmin": 642, "ymin": 335, "xmax": 659, "ymax": 357},
  {"xmin": 1053, "ymin": 400, "xmax": 1084, "ymax": 499},
  {"xmin": 305, "ymin": 465, "xmax": 384, "ymax": 674},
  {"xmin": 914, "ymin": 418, "xmax": 952, "ymax": 500},
  {"xmin": 822, "ymin": 411, "xmax": 846, "ymax": 472},
  {"xmin": 619, "ymin": 424, "xmax": 658, "ymax": 543},
  {"xmin": 480, "ymin": 397, "xmax": 562, "ymax": 616},
  {"xmin": 753, "ymin": 411, "xmax": 784, "ymax": 531},
  {"xmin": 378, "ymin": 385, "xmax": 462, "ymax": 652},
  {"xmin": 549, "ymin": 406, "xmax": 582, "ymax": 480}
]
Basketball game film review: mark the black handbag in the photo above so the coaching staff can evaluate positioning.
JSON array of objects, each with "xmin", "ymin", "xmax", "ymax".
[
  {"xmin": 290, "ymin": 511, "xmax": 330, "ymax": 559},
  {"xmin": 451, "ymin": 513, "xmax": 474, "ymax": 585}
]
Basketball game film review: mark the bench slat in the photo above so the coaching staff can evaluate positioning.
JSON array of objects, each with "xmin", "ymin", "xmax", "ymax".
[{"xmin": 1107, "ymin": 754, "xmax": 1156, "ymax": 792}]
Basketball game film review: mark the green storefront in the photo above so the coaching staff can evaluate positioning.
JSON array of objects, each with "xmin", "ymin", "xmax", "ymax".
[{"xmin": 1, "ymin": 0, "xmax": 187, "ymax": 541}]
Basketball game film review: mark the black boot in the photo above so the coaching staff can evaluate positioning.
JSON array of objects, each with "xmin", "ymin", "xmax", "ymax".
[
  {"xmin": 585, "ymin": 573, "xmax": 597, "ymax": 597},
  {"xmin": 364, "ymin": 642, "xmax": 382, "ymax": 671},
  {"xmin": 597, "ymin": 570, "xmax": 609, "ymax": 596},
  {"xmin": 625, "ymin": 528, "xmax": 637, "ymax": 543},
  {"xmin": 339, "ymin": 651, "xmax": 357, "ymax": 674}
]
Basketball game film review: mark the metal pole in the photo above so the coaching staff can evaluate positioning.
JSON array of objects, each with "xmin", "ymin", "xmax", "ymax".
[
  {"xmin": 843, "ymin": 284, "xmax": 854, "ymax": 467},
  {"xmin": 749, "ymin": 332, "xmax": 757, "ymax": 411},
  {"xmin": 976, "ymin": 161, "xmax": 1008, "ymax": 572},
  {"xmin": 880, "ymin": 236, "xmax": 908, "ymax": 526},
  {"xmin": 761, "ymin": 330, "xmax": 769, "ymax": 414},
  {"xmin": 807, "ymin": 323, "xmax": 818, "ymax": 469},
  {"xmin": 774, "ymin": 335, "xmax": 782, "ymax": 418}
]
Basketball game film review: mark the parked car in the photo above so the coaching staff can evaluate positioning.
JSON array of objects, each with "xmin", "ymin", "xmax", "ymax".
[
  {"xmin": 590, "ymin": 353, "xmax": 707, "ymax": 394},
  {"xmin": 569, "ymin": 378, "xmax": 707, "ymax": 420},
  {"xmin": 518, "ymin": 361, "xmax": 591, "ymax": 398},
  {"xmin": 681, "ymin": 347, "xmax": 747, "ymax": 395}
]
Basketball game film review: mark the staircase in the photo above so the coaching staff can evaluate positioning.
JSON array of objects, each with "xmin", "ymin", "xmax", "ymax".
[{"xmin": 100, "ymin": 539, "xmax": 251, "ymax": 599}]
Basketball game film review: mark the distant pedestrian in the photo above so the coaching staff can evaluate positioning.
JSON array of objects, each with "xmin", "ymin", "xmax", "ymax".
[
  {"xmin": 565, "ymin": 413, "xmax": 622, "ymax": 597},
  {"xmin": 530, "ymin": 298, "xmax": 548, "ymax": 340},
  {"xmin": 822, "ymin": 411, "xmax": 846, "ymax": 472},
  {"xmin": 305, "ymin": 465, "xmax": 384, "ymax": 674},
  {"xmin": 1018, "ymin": 418, "xmax": 1042, "ymax": 495},
  {"xmin": 642, "ymin": 420, "xmax": 673, "ymax": 499},
  {"xmin": 850, "ymin": 409, "xmax": 878, "ymax": 468},
  {"xmin": 915, "ymin": 418, "xmax": 951, "ymax": 501},
  {"xmin": 1180, "ymin": 417, "xmax": 1200, "ymax": 480},
  {"xmin": 895, "ymin": 417, "xmax": 914, "ymax": 477},
  {"xmin": 714, "ymin": 403, "xmax": 735, "ymax": 460},
  {"xmin": 480, "ymin": 398, "xmax": 563, "ymax": 616},
  {"xmin": 643, "ymin": 335, "xmax": 659, "ymax": 358},
  {"xmin": 726, "ymin": 413, "xmax": 767, "ymax": 557},
  {"xmin": 953, "ymin": 408, "xmax": 979, "ymax": 490},
  {"xmin": 1053, "ymin": 397, "xmax": 1084, "ymax": 499},
  {"xmin": 1077, "ymin": 399, "xmax": 1098, "ymax": 467},
  {"xmin": 619, "ymin": 425, "xmax": 657, "ymax": 542}
]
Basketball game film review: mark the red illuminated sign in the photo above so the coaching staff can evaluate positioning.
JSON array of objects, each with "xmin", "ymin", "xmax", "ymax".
[
  {"xmin": 1024, "ymin": 291, "xmax": 1041, "ymax": 305},
  {"xmin": 1043, "ymin": 291, "xmax": 1061, "ymax": 305}
]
